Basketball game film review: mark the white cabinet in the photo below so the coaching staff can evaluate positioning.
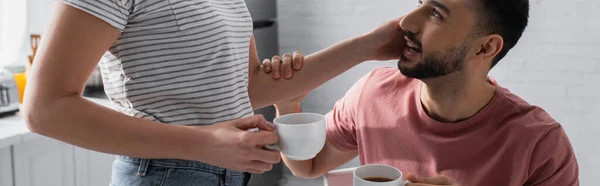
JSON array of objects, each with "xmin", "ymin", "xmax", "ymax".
[
  {"xmin": 0, "ymin": 147, "xmax": 13, "ymax": 186},
  {"xmin": 13, "ymin": 136, "xmax": 75, "ymax": 186},
  {"xmin": 3, "ymin": 136, "xmax": 115, "ymax": 186},
  {"xmin": 74, "ymin": 147, "xmax": 115, "ymax": 186}
]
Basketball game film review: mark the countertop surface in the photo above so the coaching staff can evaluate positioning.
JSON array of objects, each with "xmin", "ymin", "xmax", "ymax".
[{"xmin": 0, "ymin": 97, "xmax": 113, "ymax": 148}]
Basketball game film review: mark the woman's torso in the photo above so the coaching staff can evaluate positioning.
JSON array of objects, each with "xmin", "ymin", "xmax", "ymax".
[{"xmin": 99, "ymin": 0, "xmax": 254, "ymax": 125}]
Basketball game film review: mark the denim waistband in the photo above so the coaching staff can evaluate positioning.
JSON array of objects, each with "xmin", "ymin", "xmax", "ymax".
[{"xmin": 116, "ymin": 156, "xmax": 245, "ymax": 175}]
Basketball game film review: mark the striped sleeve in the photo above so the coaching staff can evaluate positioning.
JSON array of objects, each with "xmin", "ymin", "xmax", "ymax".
[{"xmin": 59, "ymin": 0, "xmax": 132, "ymax": 31}]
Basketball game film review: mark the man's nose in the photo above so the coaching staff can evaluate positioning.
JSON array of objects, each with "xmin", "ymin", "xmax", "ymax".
[{"xmin": 399, "ymin": 11, "xmax": 421, "ymax": 35}]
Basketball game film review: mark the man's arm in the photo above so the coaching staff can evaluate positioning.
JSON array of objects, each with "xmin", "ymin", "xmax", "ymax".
[
  {"xmin": 247, "ymin": 17, "xmax": 405, "ymax": 109},
  {"xmin": 271, "ymin": 65, "xmax": 376, "ymax": 179},
  {"xmin": 274, "ymin": 104, "xmax": 358, "ymax": 179}
]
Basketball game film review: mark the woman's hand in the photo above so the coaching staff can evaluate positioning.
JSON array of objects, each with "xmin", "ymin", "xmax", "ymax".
[
  {"xmin": 194, "ymin": 115, "xmax": 281, "ymax": 174},
  {"xmin": 360, "ymin": 16, "xmax": 407, "ymax": 61}
]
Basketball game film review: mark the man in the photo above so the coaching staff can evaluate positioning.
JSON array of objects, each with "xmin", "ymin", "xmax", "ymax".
[{"xmin": 271, "ymin": 0, "xmax": 579, "ymax": 185}]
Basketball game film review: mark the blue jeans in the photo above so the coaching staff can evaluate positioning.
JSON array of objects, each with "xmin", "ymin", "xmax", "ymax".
[{"xmin": 110, "ymin": 156, "xmax": 251, "ymax": 186}]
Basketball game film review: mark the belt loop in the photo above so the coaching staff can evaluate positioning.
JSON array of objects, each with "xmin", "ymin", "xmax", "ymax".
[
  {"xmin": 224, "ymin": 169, "xmax": 231, "ymax": 186},
  {"xmin": 243, "ymin": 172, "xmax": 252, "ymax": 186},
  {"xmin": 137, "ymin": 158, "xmax": 150, "ymax": 176}
]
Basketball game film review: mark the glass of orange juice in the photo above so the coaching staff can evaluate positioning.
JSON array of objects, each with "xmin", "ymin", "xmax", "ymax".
[{"xmin": 13, "ymin": 72, "xmax": 27, "ymax": 104}]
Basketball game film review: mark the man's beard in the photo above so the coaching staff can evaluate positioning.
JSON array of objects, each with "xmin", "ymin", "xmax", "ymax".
[{"xmin": 398, "ymin": 43, "xmax": 469, "ymax": 79}]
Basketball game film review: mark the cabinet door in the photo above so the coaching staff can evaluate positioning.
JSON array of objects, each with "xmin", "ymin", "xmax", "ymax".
[
  {"xmin": 74, "ymin": 147, "xmax": 115, "ymax": 186},
  {"xmin": 0, "ymin": 147, "xmax": 13, "ymax": 186},
  {"xmin": 13, "ymin": 136, "xmax": 75, "ymax": 186}
]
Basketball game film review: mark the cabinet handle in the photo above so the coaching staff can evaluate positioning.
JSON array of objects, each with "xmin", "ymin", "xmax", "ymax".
[{"xmin": 253, "ymin": 20, "xmax": 276, "ymax": 29}]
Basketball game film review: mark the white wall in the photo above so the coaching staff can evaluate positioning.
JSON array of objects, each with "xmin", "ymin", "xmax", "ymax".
[
  {"xmin": 2, "ymin": 0, "xmax": 54, "ymax": 66},
  {"xmin": 278, "ymin": 0, "xmax": 600, "ymax": 185},
  {"xmin": 26, "ymin": 0, "xmax": 53, "ymax": 36},
  {"xmin": 11, "ymin": 0, "xmax": 600, "ymax": 185},
  {"xmin": 0, "ymin": 0, "xmax": 27, "ymax": 67}
]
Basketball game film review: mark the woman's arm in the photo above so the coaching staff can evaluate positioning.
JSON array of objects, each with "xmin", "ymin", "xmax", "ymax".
[
  {"xmin": 248, "ymin": 17, "xmax": 405, "ymax": 109},
  {"xmin": 24, "ymin": 2, "xmax": 279, "ymax": 174}
]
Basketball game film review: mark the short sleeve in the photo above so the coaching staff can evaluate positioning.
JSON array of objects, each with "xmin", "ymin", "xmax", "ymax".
[
  {"xmin": 526, "ymin": 126, "xmax": 579, "ymax": 186},
  {"xmin": 325, "ymin": 72, "xmax": 372, "ymax": 151},
  {"xmin": 59, "ymin": 0, "xmax": 132, "ymax": 31}
]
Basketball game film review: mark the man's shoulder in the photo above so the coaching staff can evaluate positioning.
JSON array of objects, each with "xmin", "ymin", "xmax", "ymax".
[
  {"xmin": 494, "ymin": 86, "xmax": 564, "ymax": 140},
  {"xmin": 495, "ymin": 88, "xmax": 578, "ymax": 185}
]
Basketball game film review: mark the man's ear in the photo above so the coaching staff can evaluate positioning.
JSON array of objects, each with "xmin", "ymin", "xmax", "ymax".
[{"xmin": 475, "ymin": 34, "xmax": 503, "ymax": 62}]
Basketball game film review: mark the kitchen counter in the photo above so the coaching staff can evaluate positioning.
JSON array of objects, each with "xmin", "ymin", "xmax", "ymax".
[{"xmin": 0, "ymin": 97, "xmax": 113, "ymax": 148}]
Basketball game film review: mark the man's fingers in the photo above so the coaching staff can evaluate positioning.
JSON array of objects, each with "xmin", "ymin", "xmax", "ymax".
[
  {"xmin": 407, "ymin": 174, "xmax": 454, "ymax": 185},
  {"xmin": 292, "ymin": 51, "xmax": 304, "ymax": 70},
  {"xmin": 407, "ymin": 183, "xmax": 434, "ymax": 186},
  {"xmin": 281, "ymin": 53, "xmax": 293, "ymax": 79},
  {"xmin": 262, "ymin": 59, "xmax": 272, "ymax": 73},
  {"xmin": 271, "ymin": 55, "xmax": 282, "ymax": 79},
  {"xmin": 406, "ymin": 174, "xmax": 422, "ymax": 183},
  {"xmin": 267, "ymin": 52, "xmax": 302, "ymax": 79},
  {"xmin": 419, "ymin": 175, "xmax": 453, "ymax": 185}
]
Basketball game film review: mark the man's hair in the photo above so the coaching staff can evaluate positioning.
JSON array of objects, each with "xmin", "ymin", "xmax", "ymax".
[{"xmin": 473, "ymin": 0, "xmax": 530, "ymax": 69}]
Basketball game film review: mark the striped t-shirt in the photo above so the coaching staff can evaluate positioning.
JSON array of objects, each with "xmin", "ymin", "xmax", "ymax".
[{"xmin": 61, "ymin": 0, "xmax": 255, "ymax": 125}]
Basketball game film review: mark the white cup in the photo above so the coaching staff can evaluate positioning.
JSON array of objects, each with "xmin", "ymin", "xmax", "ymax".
[
  {"xmin": 353, "ymin": 164, "xmax": 411, "ymax": 186},
  {"xmin": 272, "ymin": 113, "xmax": 326, "ymax": 161}
]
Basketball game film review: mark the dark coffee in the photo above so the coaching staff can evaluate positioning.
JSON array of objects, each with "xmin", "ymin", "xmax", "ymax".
[{"xmin": 363, "ymin": 177, "xmax": 394, "ymax": 182}]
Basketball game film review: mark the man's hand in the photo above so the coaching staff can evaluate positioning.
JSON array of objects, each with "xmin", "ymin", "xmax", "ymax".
[
  {"xmin": 361, "ymin": 16, "xmax": 407, "ymax": 61},
  {"xmin": 195, "ymin": 115, "xmax": 281, "ymax": 174},
  {"xmin": 262, "ymin": 51, "xmax": 305, "ymax": 80},
  {"xmin": 406, "ymin": 174, "xmax": 459, "ymax": 186},
  {"xmin": 260, "ymin": 52, "xmax": 309, "ymax": 114}
]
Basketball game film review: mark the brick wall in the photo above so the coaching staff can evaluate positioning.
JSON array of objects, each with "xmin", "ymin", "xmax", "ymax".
[{"xmin": 278, "ymin": 0, "xmax": 599, "ymax": 185}]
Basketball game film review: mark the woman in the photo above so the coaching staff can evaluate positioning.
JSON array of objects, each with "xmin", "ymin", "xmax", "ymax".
[{"xmin": 24, "ymin": 0, "xmax": 405, "ymax": 185}]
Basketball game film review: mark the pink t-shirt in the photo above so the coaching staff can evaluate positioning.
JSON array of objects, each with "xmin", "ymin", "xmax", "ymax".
[{"xmin": 326, "ymin": 67, "xmax": 579, "ymax": 186}]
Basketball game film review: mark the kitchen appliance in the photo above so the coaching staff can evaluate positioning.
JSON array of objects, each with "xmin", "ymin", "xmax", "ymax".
[
  {"xmin": 0, "ymin": 69, "xmax": 19, "ymax": 117},
  {"xmin": 244, "ymin": 0, "xmax": 283, "ymax": 185}
]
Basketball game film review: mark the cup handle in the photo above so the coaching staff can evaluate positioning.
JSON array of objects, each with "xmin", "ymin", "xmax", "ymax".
[
  {"xmin": 401, "ymin": 180, "xmax": 411, "ymax": 186},
  {"xmin": 247, "ymin": 128, "xmax": 280, "ymax": 151}
]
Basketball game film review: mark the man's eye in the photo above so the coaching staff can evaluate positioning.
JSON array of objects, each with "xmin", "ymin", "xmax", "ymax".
[
  {"xmin": 417, "ymin": 0, "xmax": 423, "ymax": 7},
  {"xmin": 431, "ymin": 9, "xmax": 442, "ymax": 18}
]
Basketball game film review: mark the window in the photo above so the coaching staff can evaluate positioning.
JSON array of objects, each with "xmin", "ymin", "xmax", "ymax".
[{"xmin": 0, "ymin": 0, "xmax": 27, "ymax": 67}]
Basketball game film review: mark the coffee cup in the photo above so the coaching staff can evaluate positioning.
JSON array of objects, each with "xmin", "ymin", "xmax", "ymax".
[
  {"xmin": 353, "ymin": 164, "xmax": 411, "ymax": 186},
  {"xmin": 272, "ymin": 113, "xmax": 326, "ymax": 161}
]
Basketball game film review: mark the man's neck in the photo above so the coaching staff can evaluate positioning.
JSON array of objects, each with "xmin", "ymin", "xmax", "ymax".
[{"xmin": 420, "ymin": 74, "xmax": 496, "ymax": 123}]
